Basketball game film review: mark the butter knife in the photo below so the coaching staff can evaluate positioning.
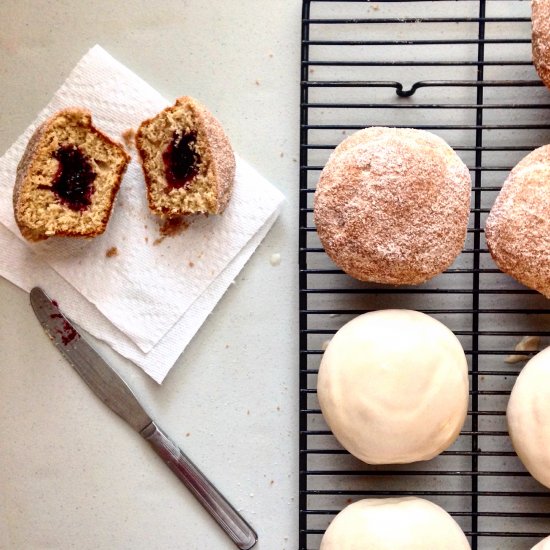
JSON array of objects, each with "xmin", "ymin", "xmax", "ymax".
[{"xmin": 30, "ymin": 286, "xmax": 257, "ymax": 550}]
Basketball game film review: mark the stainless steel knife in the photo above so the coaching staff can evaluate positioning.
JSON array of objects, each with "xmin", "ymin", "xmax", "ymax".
[{"xmin": 30, "ymin": 286, "xmax": 257, "ymax": 550}]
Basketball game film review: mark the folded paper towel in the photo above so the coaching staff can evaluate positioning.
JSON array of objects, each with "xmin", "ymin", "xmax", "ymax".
[{"xmin": 0, "ymin": 45, "xmax": 284, "ymax": 383}]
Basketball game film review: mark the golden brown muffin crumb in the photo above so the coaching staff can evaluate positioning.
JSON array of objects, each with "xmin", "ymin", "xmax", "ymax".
[
  {"xmin": 135, "ymin": 96, "xmax": 235, "ymax": 218},
  {"xmin": 13, "ymin": 108, "xmax": 129, "ymax": 241}
]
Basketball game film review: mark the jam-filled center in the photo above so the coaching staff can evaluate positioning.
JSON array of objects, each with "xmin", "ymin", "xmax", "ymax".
[
  {"xmin": 47, "ymin": 145, "xmax": 97, "ymax": 211},
  {"xmin": 162, "ymin": 130, "xmax": 199, "ymax": 189}
]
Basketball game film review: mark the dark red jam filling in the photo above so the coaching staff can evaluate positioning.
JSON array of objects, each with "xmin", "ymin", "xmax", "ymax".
[
  {"xmin": 162, "ymin": 130, "xmax": 199, "ymax": 189},
  {"xmin": 41, "ymin": 145, "xmax": 96, "ymax": 211}
]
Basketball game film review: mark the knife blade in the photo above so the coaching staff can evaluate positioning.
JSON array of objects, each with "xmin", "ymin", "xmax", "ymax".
[{"xmin": 30, "ymin": 287, "xmax": 257, "ymax": 550}]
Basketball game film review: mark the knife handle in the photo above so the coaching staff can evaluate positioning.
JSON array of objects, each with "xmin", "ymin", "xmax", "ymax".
[{"xmin": 141, "ymin": 422, "xmax": 257, "ymax": 550}]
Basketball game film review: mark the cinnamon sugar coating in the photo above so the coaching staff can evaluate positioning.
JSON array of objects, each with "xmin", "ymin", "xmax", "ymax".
[
  {"xmin": 485, "ymin": 145, "xmax": 550, "ymax": 298},
  {"xmin": 532, "ymin": 0, "xmax": 550, "ymax": 89},
  {"xmin": 314, "ymin": 127, "xmax": 471, "ymax": 285}
]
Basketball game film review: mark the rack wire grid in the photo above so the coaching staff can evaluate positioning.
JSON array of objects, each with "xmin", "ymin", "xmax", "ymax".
[{"xmin": 299, "ymin": 1, "xmax": 550, "ymax": 549}]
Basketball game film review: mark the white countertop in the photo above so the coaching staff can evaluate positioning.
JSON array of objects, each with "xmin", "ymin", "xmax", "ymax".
[{"xmin": 0, "ymin": 1, "xmax": 301, "ymax": 549}]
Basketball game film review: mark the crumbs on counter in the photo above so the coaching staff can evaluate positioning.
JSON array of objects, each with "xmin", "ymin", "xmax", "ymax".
[
  {"xmin": 270, "ymin": 252, "xmax": 281, "ymax": 266},
  {"xmin": 105, "ymin": 246, "xmax": 118, "ymax": 258},
  {"xmin": 121, "ymin": 128, "xmax": 136, "ymax": 149},
  {"xmin": 144, "ymin": 236, "xmax": 148, "ymax": 244},
  {"xmin": 255, "ymin": 79, "xmax": 261, "ymax": 86},
  {"xmin": 160, "ymin": 215, "xmax": 190, "ymax": 237},
  {"xmin": 186, "ymin": 432, "xmax": 190, "ymax": 437},
  {"xmin": 188, "ymin": 261, "xmax": 195, "ymax": 268},
  {"xmin": 270, "ymin": 480, "xmax": 275, "ymax": 486},
  {"xmin": 152, "ymin": 237, "xmax": 163, "ymax": 246},
  {"xmin": 505, "ymin": 335, "xmax": 541, "ymax": 364}
]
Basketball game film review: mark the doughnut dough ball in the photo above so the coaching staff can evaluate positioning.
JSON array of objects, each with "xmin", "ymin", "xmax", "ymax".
[
  {"xmin": 320, "ymin": 497, "xmax": 470, "ymax": 550},
  {"xmin": 317, "ymin": 310, "xmax": 469, "ymax": 464},
  {"xmin": 507, "ymin": 346, "xmax": 550, "ymax": 489},
  {"xmin": 313, "ymin": 127, "xmax": 471, "ymax": 285},
  {"xmin": 532, "ymin": 536, "xmax": 550, "ymax": 550},
  {"xmin": 485, "ymin": 145, "xmax": 550, "ymax": 298},
  {"xmin": 532, "ymin": 0, "xmax": 550, "ymax": 89}
]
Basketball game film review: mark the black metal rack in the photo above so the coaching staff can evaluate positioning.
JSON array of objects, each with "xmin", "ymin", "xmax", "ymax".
[{"xmin": 299, "ymin": 1, "xmax": 550, "ymax": 549}]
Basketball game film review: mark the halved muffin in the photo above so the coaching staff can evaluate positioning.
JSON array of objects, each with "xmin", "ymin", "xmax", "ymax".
[
  {"xmin": 135, "ymin": 96, "xmax": 235, "ymax": 218},
  {"xmin": 13, "ymin": 108, "xmax": 129, "ymax": 241}
]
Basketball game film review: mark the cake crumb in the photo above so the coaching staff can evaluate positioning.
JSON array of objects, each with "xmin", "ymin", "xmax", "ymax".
[
  {"xmin": 186, "ymin": 432, "xmax": 190, "ymax": 437},
  {"xmin": 309, "ymin": 67, "xmax": 315, "ymax": 74},
  {"xmin": 270, "ymin": 252, "xmax": 281, "ymax": 266},
  {"xmin": 153, "ymin": 237, "xmax": 163, "ymax": 246},
  {"xmin": 160, "ymin": 215, "xmax": 190, "ymax": 237},
  {"xmin": 144, "ymin": 236, "xmax": 149, "ymax": 244},
  {"xmin": 255, "ymin": 79, "xmax": 261, "ymax": 86},
  {"xmin": 188, "ymin": 261, "xmax": 195, "ymax": 268},
  {"xmin": 268, "ymin": 51, "xmax": 273, "ymax": 58},
  {"xmin": 270, "ymin": 480, "xmax": 274, "ymax": 485},
  {"xmin": 505, "ymin": 335, "xmax": 540, "ymax": 364},
  {"xmin": 225, "ymin": 344, "xmax": 230, "ymax": 348},
  {"xmin": 105, "ymin": 246, "xmax": 118, "ymax": 258},
  {"xmin": 346, "ymin": 498, "xmax": 353, "ymax": 504},
  {"xmin": 121, "ymin": 128, "xmax": 136, "ymax": 149},
  {"xmin": 280, "ymin": 152, "xmax": 284, "ymax": 158},
  {"xmin": 276, "ymin": 406, "xmax": 280, "ymax": 411},
  {"xmin": 371, "ymin": 3, "xmax": 380, "ymax": 10}
]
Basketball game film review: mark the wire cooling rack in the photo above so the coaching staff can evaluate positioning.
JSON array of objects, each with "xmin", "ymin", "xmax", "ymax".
[{"xmin": 299, "ymin": 1, "xmax": 550, "ymax": 548}]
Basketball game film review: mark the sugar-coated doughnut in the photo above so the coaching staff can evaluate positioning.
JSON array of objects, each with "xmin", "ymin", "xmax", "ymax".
[
  {"xmin": 314, "ymin": 127, "xmax": 471, "ymax": 285},
  {"xmin": 532, "ymin": 0, "xmax": 550, "ymax": 89},
  {"xmin": 485, "ymin": 145, "xmax": 550, "ymax": 298}
]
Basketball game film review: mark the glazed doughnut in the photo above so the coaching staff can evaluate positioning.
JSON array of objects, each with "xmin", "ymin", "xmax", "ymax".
[
  {"xmin": 507, "ymin": 346, "xmax": 550, "ymax": 489},
  {"xmin": 485, "ymin": 145, "xmax": 550, "ymax": 298},
  {"xmin": 320, "ymin": 497, "xmax": 470, "ymax": 550},
  {"xmin": 314, "ymin": 127, "xmax": 471, "ymax": 285},
  {"xmin": 317, "ymin": 310, "xmax": 469, "ymax": 465}
]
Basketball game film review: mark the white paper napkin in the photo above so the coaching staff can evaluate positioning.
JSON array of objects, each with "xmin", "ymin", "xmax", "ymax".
[{"xmin": 0, "ymin": 45, "xmax": 284, "ymax": 383}]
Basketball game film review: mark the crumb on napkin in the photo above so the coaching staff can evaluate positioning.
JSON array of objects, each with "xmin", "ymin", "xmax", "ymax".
[
  {"xmin": 121, "ymin": 128, "xmax": 136, "ymax": 149},
  {"xmin": 105, "ymin": 246, "xmax": 118, "ymax": 258}
]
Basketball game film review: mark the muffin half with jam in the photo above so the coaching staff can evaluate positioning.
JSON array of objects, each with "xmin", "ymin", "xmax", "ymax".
[
  {"xmin": 13, "ymin": 108, "xmax": 129, "ymax": 241},
  {"xmin": 135, "ymin": 97, "xmax": 235, "ymax": 218}
]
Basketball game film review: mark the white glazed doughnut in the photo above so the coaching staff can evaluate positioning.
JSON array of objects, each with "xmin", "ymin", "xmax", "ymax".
[
  {"xmin": 317, "ymin": 310, "xmax": 469, "ymax": 464},
  {"xmin": 320, "ymin": 497, "xmax": 470, "ymax": 550},
  {"xmin": 507, "ymin": 346, "xmax": 550, "ymax": 489}
]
